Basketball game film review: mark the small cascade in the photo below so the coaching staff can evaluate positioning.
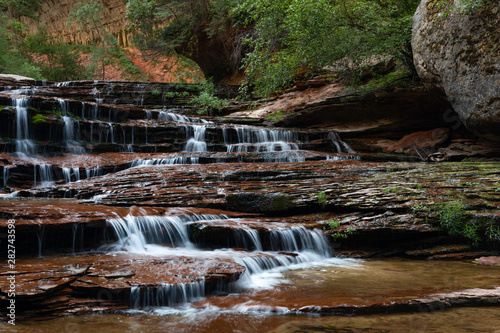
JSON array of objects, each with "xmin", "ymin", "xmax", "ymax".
[
  {"xmin": 269, "ymin": 226, "xmax": 331, "ymax": 257},
  {"xmin": 107, "ymin": 123, "xmax": 115, "ymax": 143},
  {"xmin": 36, "ymin": 225, "xmax": 45, "ymax": 257},
  {"xmin": 62, "ymin": 167, "xmax": 81, "ymax": 183},
  {"xmin": 158, "ymin": 111, "xmax": 209, "ymax": 124},
  {"xmin": 13, "ymin": 97, "xmax": 36, "ymax": 156},
  {"xmin": 130, "ymin": 281, "xmax": 205, "ymax": 308},
  {"xmin": 85, "ymin": 166, "xmax": 103, "ymax": 179},
  {"xmin": 225, "ymin": 126, "xmax": 304, "ymax": 162},
  {"xmin": 328, "ymin": 132, "xmax": 355, "ymax": 154},
  {"xmin": 184, "ymin": 126, "xmax": 208, "ymax": 152},
  {"xmin": 119, "ymin": 124, "xmax": 134, "ymax": 153},
  {"xmin": 130, "ymin": 156, "xmax": 199, "ymax": 167},
  {"xmin": 34, "ymin": 164, "xmax": 54, "ymax": 187},
  {"xmin": 107, "ymin": 215, "xmax": 196, "ymax": 251},
  {"xmin": 157, "ymin": 110, "xmax": 209, "ymax": 154},
  {"xmin": 233, "ymin": 228, "xmax": 263, "ymax": 251},
  {"xmin": 59, "ymin": 99, "xmax": 85, "ymax": 154},
  {"xmin": 3, "ymin": 166, "xmax": 11, "ymax": 188},
  {"xmin": 72, "ymin": 224, "xmax": 79, "ymax": 254}
]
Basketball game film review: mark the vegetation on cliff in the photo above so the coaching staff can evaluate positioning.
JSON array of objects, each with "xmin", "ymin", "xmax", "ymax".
[{"xmin": 125, "ymin": 0, "xmax": 420, "ymax": 95}]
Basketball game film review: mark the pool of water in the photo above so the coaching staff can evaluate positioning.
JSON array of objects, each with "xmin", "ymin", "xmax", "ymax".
[{"xmin": 3, "ymin": 258, "xmax": 499, "ymax": 332}]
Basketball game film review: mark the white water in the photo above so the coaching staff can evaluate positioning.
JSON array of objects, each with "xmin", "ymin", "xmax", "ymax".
[
  {"xmin": 59, "ymin": 99, "xmax": 85, "ymax": 154},
  {"xmin": 131, "ymin": 156, "xmax": 199, "ymax": 167},
  {"xmin": 184, "ymin": 126, "xmax": 208, "ymax": 152},
  {"xmin": 158, "ymin": 111, "xmax": 210, "ymax": 124},
  {"xmin": 14, "ymin": 97, "xmax": 36, "ymax": 156},
  {"xmin": 34, "ymin": 164, "xmax": 54, "ymax": 187},
  {"xmin": 328, "ymin": 131, "xmax": 356, "ymax": 154},
  {"xmin": 105, "ymin": 213, "xmax": 338, "ymax": 308},
  {"xmin": 130, "ymin": 281, "xmax": 205, "ymax": 309},
  {"xmin": 224, "ymin": 126, "xmax": 305, "ymax": 162},
  {"xmin": 62, "ymin": 167, "xmax": 81, "ymax": 183}
]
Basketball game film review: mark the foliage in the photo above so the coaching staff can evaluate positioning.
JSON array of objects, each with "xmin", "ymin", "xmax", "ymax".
[
  {"xmin": 23, "ymin": 29, "xmax": 87, "ymax": 81},
  {"xmin": 438, "ymin": 0, "xmax": 492, "ymax": 17},
  {"xmin": 125, "ymin": 0, "xmax": 240, "ymax": 81},
  {"xmin": 67, "ymin": 0, "xmax": 118, "ymax": 80},
  {"xmin": 327, "ymin": 219, "xmax": 355, "ymax": 241},
  {"xmin": 233, "ymin": 0, "xmax": 420, "ymax": 96},
  {"xmin": 189, "ymin": 80, "xmax": 229, "ymax": 115},
  {"xmin": 266, "ymin": 110, "xmax": 284, "ymax": 123},
  {"xmin": 317, "ymin": 191, "xmax": 328, "ymax": 207},
  {"xmin": 411, "ymin": 204, "xmax": 431, "ymax": 213},
  {"xmin": 0, "ymin": 0, "xmax": 41, "ymax": 18},
  {"xmin": 0, "ymin": 6, "xmax": 44, "ymax": 79},
  {"xmin": 485, "ymin": 224, "xmax": 500, "ymax": 242},
  {"xmin": 437, "ymin": 201, "xmax": 480, "ymax": 246}
]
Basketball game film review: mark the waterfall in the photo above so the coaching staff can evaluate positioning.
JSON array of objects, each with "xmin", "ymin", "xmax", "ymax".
[
  {"xmin": 184, "ymin": 125, "xmax": 207, "ymax": 152},
  {"xmin": 158, "ymin": 111, "xmax": 209, "ymax": 124},
  {"xmin": 130, "ymin": 281, "xmax": 205, "ymax": 308},
  {"xmin": 225, "ymin": 126, "xmax": 303, "ymax": 162},
  {"xmin": 85, "ymin": 166, "xmax": 103, "ymax": 179},
  {"xmin": 130, "ymin": 156, "xmax": 198, "ymax": 167},
  {"xmin": 328, "ymin": 132, "xmax": 355, "ymax": 154},
  {"xmin": 36, "ymin": 225, "xmax": 45, "ymax": 257},
  {"xmin": 3, "ymin": 166, "xmax": 10, "ymax": 188},
  {"xmin": 269, "ymin": 227, "xmax": 331, "ymax": 257},
  {"xmin": 157, "ymin": 110, "xmax": 210, "ymax": 154},
  {"xmin": 13, "ymin": 97, "xmax": 36, "ymax": 156},
  {"xmin": 62, "ymin": 167, "xmax": 80, "ymax": 183},
  {"xmin": 34, "ymin": 164, "xmax": 54, "ymax": 187},
  {"xmin": 59, "ymin": 99, "xmax": 85, "ymax": 153},
  {"xmin": 233, "ymin": 228, "xmax": 263, "ymax": 251},
  {"xmin": 107, "ymin": 215, "xmax": 195, "ymax": 251}
]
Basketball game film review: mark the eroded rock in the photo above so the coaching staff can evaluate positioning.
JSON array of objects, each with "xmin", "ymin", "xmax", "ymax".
[{"xmin": 412, "ymin": 0, "xmax": 500, "ymax": 141}]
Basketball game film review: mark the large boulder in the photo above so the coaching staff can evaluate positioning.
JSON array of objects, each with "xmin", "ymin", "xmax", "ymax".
[{"xmin": 412, "ymin": 0, "xmax": 500, "ymax": 141}]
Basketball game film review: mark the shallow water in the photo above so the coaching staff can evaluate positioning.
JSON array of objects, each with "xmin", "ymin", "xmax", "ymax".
[
  {"xmin": 3, "ymin": 307, "xmax": 500, "ymax": 333},
  {"xmin": 2, "ymin": 258, "xmax": 499, "ymax": 332}
]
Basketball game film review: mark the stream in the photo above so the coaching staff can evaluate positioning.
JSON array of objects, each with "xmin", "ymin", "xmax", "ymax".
[{"xmin": 0, "ymin": 80, "xmax": 499, "ymax": 331}]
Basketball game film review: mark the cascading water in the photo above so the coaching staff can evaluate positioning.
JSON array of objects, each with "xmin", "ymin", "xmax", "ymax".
[
  {"xmin": 34, "ymin": 164, "xmax": 54, "ymax": 187},
  {"xmin": 106, "ymin": 215, "xmax": 196, "ymax": 252},
  {"xmin": 130, "ymin": 156, "xmax": 198, "ymax": 167},
  {"xmin": 85, "ymin": 166, "xmax": 103, "ymax": 179},
  {"xmin": 159, "ymin": 110, "xmax": 209, "ymax": 153},
  {"xmin": 224, "ymin": 126, "xmax": 304, "ymax": 162},
  {"xmin": 158, "ymin": 111, "xmax": 209, "ymax": 124},
  {"xmin": 328, "ymin": 132, "xmax": 356, "ymax": 154},
  {"xmin": 105, "ymin": 213, "xmax": 333, "ymax": 307},
  {"xmin": 184, "ymin": 126, "xmax": 207, "ymax": 152},
  {"xmin": 3, "ymin": 166, "xmax": 10, "ymax": 188},
  {"xmin": 13, "ymin": 97, "xmax": 36, "ymax": 156},
  {"xmin": 62, "ymin": 167, "xmax": 81, "ymax": 183},
  {"xmin": 130, "ymin": 282, "xmax": 205, "ymax": 309},
  {"xmin": 59, "ymin": 99, "xmax": 85, "ymax": 154},
  {"xmin": 269, "ymin": 226, "xmax": 330, "ymax": 256}
]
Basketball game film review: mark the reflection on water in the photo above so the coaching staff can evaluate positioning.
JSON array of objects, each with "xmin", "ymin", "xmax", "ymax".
[
  {"xmin": 3, "ymin": 307, "xmax": 500, "ymax": 333},
  {"xmin": 2, "ymin": 258, "xmax": 499, "ymax": 333}
]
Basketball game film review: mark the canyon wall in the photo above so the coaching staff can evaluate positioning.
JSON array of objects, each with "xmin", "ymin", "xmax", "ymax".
[{"xmin": 22, "ymin": 0, "xmax": 130, "ymax": 46}]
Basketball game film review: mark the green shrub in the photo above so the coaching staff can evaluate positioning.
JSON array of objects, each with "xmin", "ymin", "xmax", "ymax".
[
  {"xmin": 327, "ymin": 219, "xmax": 355, "ymax": 241},
  {"xmin": 437, "ymin": 201, "xmax": 480, "ymax": 246},
  {"xmin": 317, "ymin": 191, "xmax": 328, "ymax": 208},
  {"xmin": 189, "ymin": 80, "xmax": 228, "ymax": 115}
]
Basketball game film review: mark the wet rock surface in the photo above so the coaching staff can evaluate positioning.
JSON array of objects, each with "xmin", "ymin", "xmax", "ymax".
[
  {"xmin": 1, "ymin": 79, "xmax": 499, "ymax": 321},
  {"xmin": 0, "ymin": 253, "xmax": 246, "ymax": 319}
]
